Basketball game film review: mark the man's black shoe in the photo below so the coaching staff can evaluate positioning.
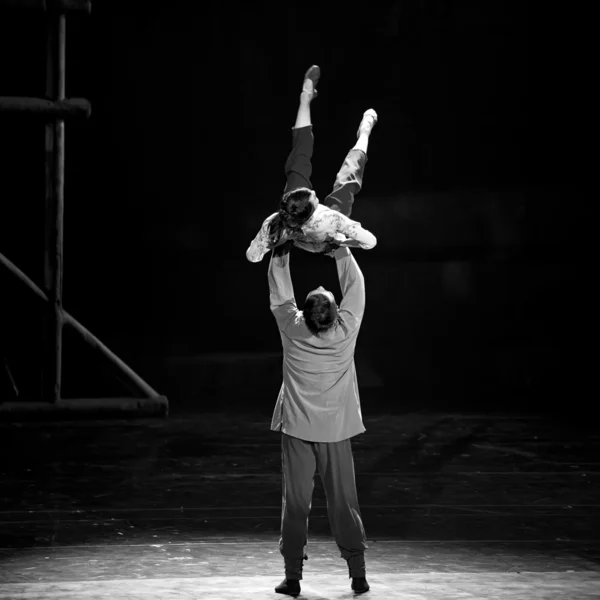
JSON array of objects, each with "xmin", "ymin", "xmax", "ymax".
[
  {"xmin": 351, "ymin": 576, "xmax": 370, "ymax": 593},
  {"xmin": 275, "ymin": 578, "xmax": 301, "ymax": 596}
]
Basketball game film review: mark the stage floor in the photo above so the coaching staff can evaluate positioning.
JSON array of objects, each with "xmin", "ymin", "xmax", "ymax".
[{"xmin": 0, "ymin": 409, "xmax": 598, "ymax": 599}]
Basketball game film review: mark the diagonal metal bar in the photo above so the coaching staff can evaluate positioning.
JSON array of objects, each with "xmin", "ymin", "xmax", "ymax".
[{"xmin": 0, "ymin": 251, "xmax": 162, "ymax": 400}]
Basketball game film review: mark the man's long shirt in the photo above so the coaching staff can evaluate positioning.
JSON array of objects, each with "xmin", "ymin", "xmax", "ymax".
[{"xmin": 268, "ymin": 247, "xmax": 367, "ymax": 442}]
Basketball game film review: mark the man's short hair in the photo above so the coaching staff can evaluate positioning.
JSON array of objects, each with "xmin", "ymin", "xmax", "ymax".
[
  {"xmin": 303, "ymin": 293, "xmax": 339, "ymax": 336},
  {"xmin": 279, "ymin": 187, "xmax": 314, "ymax": 229}
]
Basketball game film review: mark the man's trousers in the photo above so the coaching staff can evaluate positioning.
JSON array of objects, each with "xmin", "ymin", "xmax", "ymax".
[{"xmin": 279, "ymin": 432, "xmax": 368, "ymax": 580}]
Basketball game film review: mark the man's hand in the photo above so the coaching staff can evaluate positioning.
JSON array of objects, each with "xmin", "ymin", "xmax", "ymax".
[
  {"xmin": 323, "ymin": 240, "xmax": 341, "ymax": 257},
  {"xmin": 330, "ymin": 233, "xmax": 363, "ymax": 248},
  {"xmin": 330, "ymin": 232, "xmax": 347, "ymax": 243},
  {"xmin": 273, "ymin": 239, "xmax": 294, "ymax": 257}
]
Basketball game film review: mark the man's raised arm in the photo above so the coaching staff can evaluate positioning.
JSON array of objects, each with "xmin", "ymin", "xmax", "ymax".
[
  {"xmin": 334, "ymin": 246, "xmax": 365, "ymax": 326},
  {"xmin": 268, "ymin": 241, "xmax": 298, "ymax": 329}
]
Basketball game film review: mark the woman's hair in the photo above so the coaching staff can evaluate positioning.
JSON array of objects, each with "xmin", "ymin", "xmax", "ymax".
[
  {"xmin": 268, "ymin": 187, "xmax": 315, "ymax": 246},
  {"xmin": 279, "ymin": 187, "xmax": 315, "ymax": 229},
  {"xmin": 303, "ymin": 293, "xmax": 339, "ymax": 336}
]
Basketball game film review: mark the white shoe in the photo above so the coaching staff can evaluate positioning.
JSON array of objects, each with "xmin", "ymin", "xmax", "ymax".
[
  {"xmin": 357, "ymin": 109, "xmax": 378, "ymax": 138},
  {"xmin": 302, "ymin": 65, "xmax": 320, "ymax": 98}
]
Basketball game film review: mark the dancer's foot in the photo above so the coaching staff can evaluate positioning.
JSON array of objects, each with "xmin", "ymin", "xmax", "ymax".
[
  {"xmin": 302, "ymin": 64, "xmax": 320, "ymax": 100},
  {"xmin": 357, "ymin": 109, "xmax": 378, "ymax": 138},
  {"xmin": 275, "ymin": 578, "xmax": 301, "ymax": 596},
  {"xmin": 351, "ymin": 576, "xmax": 371, "ymax": 594}
]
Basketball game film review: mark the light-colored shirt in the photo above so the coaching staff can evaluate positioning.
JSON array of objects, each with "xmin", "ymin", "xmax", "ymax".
[
  {"xmin": 268, "ymin": 246, "xmax": 367, "ymax": 443},
  {"xmin": 247, "ymin": 204, "xmax": 377, "ymax": 263}
]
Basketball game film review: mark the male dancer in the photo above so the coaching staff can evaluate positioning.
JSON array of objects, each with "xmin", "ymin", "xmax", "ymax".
[
  {"xmin": 246, "ymin": 65, "xmax": 378, "ymax": 262},
  {"xmin": 267, "ymin": 66, "xmax": 377, "ymax": 596}
]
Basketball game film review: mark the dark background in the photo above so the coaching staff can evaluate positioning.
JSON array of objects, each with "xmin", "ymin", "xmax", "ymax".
[{"xmin": 0, "ymin": 1, "xmax": 589, "ymax": 413}]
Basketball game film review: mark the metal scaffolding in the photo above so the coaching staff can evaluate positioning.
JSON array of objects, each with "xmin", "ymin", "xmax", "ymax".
[{"xmin": 0, "ymin": 0, "xmax": 168, "ymax": 418}]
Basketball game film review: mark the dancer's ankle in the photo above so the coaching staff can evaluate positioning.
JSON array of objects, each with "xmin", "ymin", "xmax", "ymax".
[{"xmin": 300, "ymin": 91, "xmax": 315, "ymax": 105}]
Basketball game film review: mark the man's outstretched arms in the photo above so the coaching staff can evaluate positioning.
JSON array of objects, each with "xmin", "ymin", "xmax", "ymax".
[
  {"xmin": 334, "ymin": 246, "xmax": 366, "ymax": 327},
  {"xmin": 268, "ymin": 241, "xmax": 298, "ymax": 329}
]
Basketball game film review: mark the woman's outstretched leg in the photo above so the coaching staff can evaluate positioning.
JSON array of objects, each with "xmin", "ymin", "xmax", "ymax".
[
  {"xmin": 324, "ymin": 109, "xmax": 378, "ymax": 217},
  {"xmin": 268, "ymin": 67, "xmax": 321, "ymax": 248},
  {"xmin": 246, "ymin": 66, "xmax": 322, "ymax": 262},
  {"xmin": 282, "ymin": 66, "xmax": 320, "ymax": 196}
]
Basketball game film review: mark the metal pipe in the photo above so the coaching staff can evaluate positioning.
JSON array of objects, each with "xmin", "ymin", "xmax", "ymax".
[
  {"xmin": 0, "ymin": 0, "xmax": 92, "ymax": 14},
  {"xmin": 43, "ymin": 13, "xmax": 66, "ymax": 403},
  {"xmin": 0, "ymin": 96, "xmax": 91, "ymax": 118}
]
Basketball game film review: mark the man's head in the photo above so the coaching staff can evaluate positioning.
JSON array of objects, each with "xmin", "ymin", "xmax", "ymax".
[
  {"xmin": 303, "ymin": 286, "xmax": 339, "ymax": 336},
  {"xmin": 279, "ymin": 187, "xmax": 318, "ymax": 230}
]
